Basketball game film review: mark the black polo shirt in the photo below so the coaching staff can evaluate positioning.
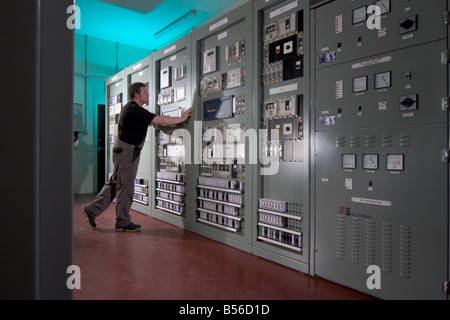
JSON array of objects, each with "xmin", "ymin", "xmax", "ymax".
[{"xmin": 118, "ymin": 101, "xmax": 156, "ymax": 146}]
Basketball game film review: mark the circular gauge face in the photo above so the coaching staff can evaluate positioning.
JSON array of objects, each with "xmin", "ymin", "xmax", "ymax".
[
  {"xmin": 375, "ymin": 71, "xmax": 391, "ymax": 89},
  {"xmin": 363, "ymin": 154, "xmax": 379, "ymax": 170},
  {"xmin": 342, "ymin": 154, "xmax": 357, "ymax": 169}
]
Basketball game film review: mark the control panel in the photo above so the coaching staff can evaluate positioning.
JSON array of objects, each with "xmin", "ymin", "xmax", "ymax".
[
  {"xmin": 193, "ymin": 1, "xmax": 253, "ymax": 243},
  {"xmin": 105, "ymin": 71, "xmax": 126, "ymax": 183},
  {"xmin": 315, "ymin": 40, "xmax": 447, "ymax": 131},
  {"xmin": 154, "ymin": 38, "xmax": 192, "ymax": 218},
  {"xmin": 315, "ymin": 0, "xmax": 447, "ymax": 68},
  {"xmin": 126, "ymin": 57, "xmax": 152, "ymax": 208},
  {"xmin": 254, "ymin": 0, "xmax": 310, "ymax": 273}
]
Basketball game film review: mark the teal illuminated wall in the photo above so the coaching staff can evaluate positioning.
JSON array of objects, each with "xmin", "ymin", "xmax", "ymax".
[
  {"xmin": 74, "ymin": 34, "xmax": 151, "ymax": 194},
  {"xmin": 72, "ymin": 0, "xmax": 247, "ymax": 194}
]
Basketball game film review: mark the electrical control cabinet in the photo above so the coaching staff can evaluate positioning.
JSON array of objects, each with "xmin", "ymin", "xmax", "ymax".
[
  {"xmin": 253, "ymin": 0, "xmax": 310, "ymax": 273},
  {"xmin": 314, "ymin": 125, "xmax": 448, "ymax": 299},
  {"xmin": 125, "ymin": 56, "xmax": 152, "ymax": 212},
  {"xmin": 105, "ymin": 70, "xmax": 126, "ymax": 182},
  {"xmin": 190, "ymin": 0, "xmax": 254, "ymax": 253},
  {"xmin": 151, "ymin": 34, "xmax": 193, "ymax": 227},
  {"xmin": 312, "ymin": 0, "xmax": 449, "ymax": 299}
]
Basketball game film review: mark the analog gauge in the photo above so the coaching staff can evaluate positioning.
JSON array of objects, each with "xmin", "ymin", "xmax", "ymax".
[
  {"xmin": 386, "ymin": 154, "xmax": 404, "ymax": 171},
  {"xmin": 353, "ymin": 76, "xmax": 368, "ymax": 93},
  {"xmin": 363, "ymin": 154, "xmax": 379, "ymax": 170},
  {"xmin": 342, "ymin": 154, "xmax": 357, "ymax": 169},
  {"xmin": 352, "ymin": 6, "xmax": 367, "ymax": 25},
  {"xmin": 375, "ymin": 0, "xmax": 391, "ymax": 15},
  {"xmin": 375, "ymin": 71, "xmax": 391, "ymax": 89}
]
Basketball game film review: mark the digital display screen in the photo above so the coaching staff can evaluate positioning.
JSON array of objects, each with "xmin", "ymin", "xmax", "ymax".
[{"xmin": 203, "ymin": 96, "xmax": 234, "ymax": 121}]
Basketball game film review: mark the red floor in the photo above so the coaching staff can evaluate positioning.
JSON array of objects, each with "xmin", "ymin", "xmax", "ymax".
[{"xmin": 73, "ymin": 194, "xmax": 376, "ymax": 300}]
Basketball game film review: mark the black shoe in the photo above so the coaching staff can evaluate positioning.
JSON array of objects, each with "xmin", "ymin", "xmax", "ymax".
[
  {"xmin": 115, "ymin": 222, "xmax": 141, "ymax": 232},
  {"xmin": 82, "ymin": 205, "xmax": 96, "ymax": 229}
]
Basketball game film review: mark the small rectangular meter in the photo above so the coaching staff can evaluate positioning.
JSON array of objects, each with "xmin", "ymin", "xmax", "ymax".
[
  {"xmin": 161, "ymin": 106, "xmax": 182, "ymax": 118},
  {"xmin": 175, "ymin": 64, "xmax": 187, "ymax": 81},
  {"xmin": 226, "ymin": 67, "xmax": 245, "ymax": 89},
  {"xmin": 203, "ymin": 46, "xmax": 219, "ymax": 75},
  {"xmin": 386, "ymin": 154, "xmax": 404, "ymax": 171},
  {"xmin": 160, "ymin": 66, "xmax": 172, "ymax": 89},
  {"xmin": 166, "ymin": 144, "xmax": 185, "ymax": 158}
]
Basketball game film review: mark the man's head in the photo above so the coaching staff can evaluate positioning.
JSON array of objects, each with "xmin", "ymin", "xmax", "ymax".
[{"xmin": 128, "ymin": 82, "xmax": 149, "ymax": 106}]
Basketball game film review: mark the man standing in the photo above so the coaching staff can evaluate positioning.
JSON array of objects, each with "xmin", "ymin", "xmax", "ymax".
[{"xmin": 82, "ymin": 82, "xmax": 192, "ymax": 231}]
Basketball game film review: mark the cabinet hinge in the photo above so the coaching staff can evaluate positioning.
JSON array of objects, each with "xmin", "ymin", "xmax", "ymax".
[
  {"xmin": 442, "ymin": 281, "xmax": 449, "ymax": 295},
  {"xmin": 442, "ymin": 12, "xmax": 450, "ymax": 26},
  {"xmin": 442, "ymin": 97, "xmax": 450, "ymax": 111},
  {"xmin": 441, "ymin": 50, "xmax": 450, "ymax": 64},
  {"xmin": 441, "ymin": 150, "xmax": 450, "ymax": 164}
]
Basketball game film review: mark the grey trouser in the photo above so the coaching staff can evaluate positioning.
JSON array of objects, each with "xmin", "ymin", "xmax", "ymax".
[{"xmin": 85, "ymin": 137, "xmax": 142, "ymax": 227}]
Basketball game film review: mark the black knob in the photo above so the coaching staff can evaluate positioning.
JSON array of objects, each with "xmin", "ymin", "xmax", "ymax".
[
  {"xmin": 401, "ymin": 97, "xmax": 415, "ymax": 108},
  {"xmin": 400, "ymin": 19, "xmax": 415, "ymax": 30}
]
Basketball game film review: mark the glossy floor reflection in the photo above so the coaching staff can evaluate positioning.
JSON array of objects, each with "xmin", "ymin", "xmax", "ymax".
[{"xmin": 74, "ymin": 194, "xmax": 376, "ymax": 300}]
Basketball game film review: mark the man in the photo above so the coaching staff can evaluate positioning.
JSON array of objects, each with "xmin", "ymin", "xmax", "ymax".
[{"xmin": 82, "ymin": 82, "xmax": 193, "ymax": 232}]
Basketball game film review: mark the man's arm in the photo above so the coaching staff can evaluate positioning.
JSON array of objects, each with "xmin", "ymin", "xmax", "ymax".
[{"xmin": 151, "ymin": 107, "xmax": 193, "ymax": 126}]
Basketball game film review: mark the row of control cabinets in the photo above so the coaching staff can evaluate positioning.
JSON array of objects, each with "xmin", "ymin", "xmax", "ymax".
[{"xmin": 104, "ymin": 0, "xmax": 449, "ymax": 300}]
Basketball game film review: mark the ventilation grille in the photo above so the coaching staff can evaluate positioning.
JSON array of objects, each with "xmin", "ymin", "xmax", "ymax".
[
  {"xmin": 336, "ymin": 214, "xmax": 346, "ymax": 260},
  {"xmin": 335, "ymin": 215, "xmax": 412, "ymax": 278},
  {"xmin": 287, "ymin": 203, "xmax": 302, "ymax": 231},
  {"xmin": 336, "ymin": 136, "xmax": 346, "ymax": 148},
  {"xmin": 366, "ymin": 220, "xmax": 376, "ymax": 266},
  {"xmin": 350, "ymin": 217, "xmax": 360, "ymax": 264},
  {"xmin": 382, "ymin": 222, "xmax": 393, "ymax": 273},
  {"xmin": 400, "ymin": 225, "xmax": 411, "ymax": 278},
  {"xmin": 365, "ymin": 135, "xmax": 376, "ymax": 148}
]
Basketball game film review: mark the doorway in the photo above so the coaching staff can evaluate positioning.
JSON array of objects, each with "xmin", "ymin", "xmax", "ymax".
[{"xmin": 97, "ymin": 104, "xmax": 106, "ymax": 192}]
